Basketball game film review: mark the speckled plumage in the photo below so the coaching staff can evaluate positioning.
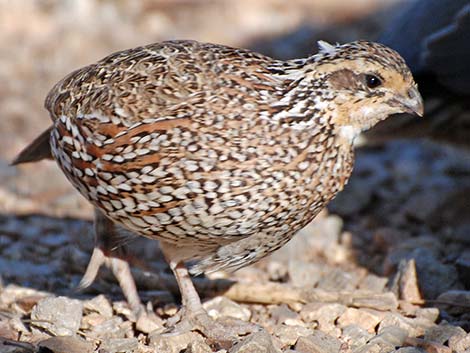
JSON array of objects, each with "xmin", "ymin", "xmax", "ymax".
[
  {"xmin": 45, "ymin": 40, "xmax": 421, "ymax": 276},
  {"xmin": 15, "ymin": 40, "xmax": 422, "ymax": 332}
]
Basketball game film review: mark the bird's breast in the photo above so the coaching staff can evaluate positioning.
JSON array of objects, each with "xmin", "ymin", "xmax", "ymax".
[{"xmin": 50, "ymin": 113, "xmax": 355, "ymax": 248}]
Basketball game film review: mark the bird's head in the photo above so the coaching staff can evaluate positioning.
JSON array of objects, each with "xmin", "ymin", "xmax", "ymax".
[{"xmin": 304, "ymin": 40, "xmax": 423, "ymax": 142}]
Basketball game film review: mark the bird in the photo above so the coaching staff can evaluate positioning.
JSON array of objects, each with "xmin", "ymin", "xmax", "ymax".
[
  {"xmin": 361, "ymin": 0, "xmax": 470, "ymax": 148},
  {"xmin": 13, "ymin": 39, "xmax": 422, "ymax": 339},
  {"xmin": 12, "ymin": 131, "xmax": 143, "ymax": 313}
]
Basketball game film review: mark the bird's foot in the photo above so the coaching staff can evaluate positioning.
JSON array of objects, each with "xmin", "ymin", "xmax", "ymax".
[
  {"xmin": 78, "ymin": 246, "xmax": 142, "ymax": 315},
  {"xmin": 164, "ymin": 308, "xmax": 260, "ymax": 349}
]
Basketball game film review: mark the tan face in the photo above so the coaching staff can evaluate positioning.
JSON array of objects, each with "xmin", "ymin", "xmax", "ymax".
[{"xmin": 317, "ymin": 58, "xmax": 423, "ymax": 131}]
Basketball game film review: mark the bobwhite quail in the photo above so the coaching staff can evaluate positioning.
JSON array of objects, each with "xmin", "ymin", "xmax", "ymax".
[{"xmin": 13, "ymin": 40, "xmax": 422, "ymax": 338}]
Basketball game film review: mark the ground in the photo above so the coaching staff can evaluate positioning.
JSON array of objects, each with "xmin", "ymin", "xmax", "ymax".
[{"xmin": 1, "ymin": 1, "xmax": 469, "ymax": 352}]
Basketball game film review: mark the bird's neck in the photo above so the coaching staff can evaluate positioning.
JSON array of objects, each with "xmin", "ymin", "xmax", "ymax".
[{"xmin": 265, "ymin": 60, "xmax": 364, "ymax": 146}]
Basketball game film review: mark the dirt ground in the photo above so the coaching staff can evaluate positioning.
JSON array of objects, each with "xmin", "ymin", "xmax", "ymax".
[{"xmin": 1, "ymin": 1, "xmax": 469, "ymax": 352}]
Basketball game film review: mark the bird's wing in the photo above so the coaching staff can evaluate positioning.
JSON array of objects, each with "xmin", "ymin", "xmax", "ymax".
[
  {"xmin": 47, "ymin": 40, "xmax": 287, "ymax": 240},
  {"xmin": 45, "ymin": 40, "xmax": 278, "ymax": 122},
  {"xmin": 46, "ymin": 40, "xmax": 280, "ymax": 143},
  {"xmin": 423, "ymin": 4, "xmax": 470, "ymax": 94}
]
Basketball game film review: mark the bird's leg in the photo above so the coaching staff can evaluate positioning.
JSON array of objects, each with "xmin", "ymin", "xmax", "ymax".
[
  {"xmin": 160, "ymin": 242, "xmax": 258, "ymax": 346},
  {"xmin": 164, "ymin": 260, "xmax": 205, "ymax": 330},
  {"xmin": 79, "ymin": 247, "xmax": 142, "ymax": 312},
  {"xmin": 78, "ymin": 208, "xmax": 142, "ymax": 314},
  {"xmin": 173, "ymin": 261, "xmax": 204, "ymax": 314}
]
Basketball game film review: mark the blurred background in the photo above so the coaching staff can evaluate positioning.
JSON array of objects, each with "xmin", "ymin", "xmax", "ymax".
[{"xmin": 1, "ymin": 0, "xmax": 470, "ymax": 347}]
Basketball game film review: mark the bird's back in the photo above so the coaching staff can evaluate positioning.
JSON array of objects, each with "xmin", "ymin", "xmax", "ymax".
[{"xmin": 45, "ymin": 40, "xmax": 282, "ymax": 126}]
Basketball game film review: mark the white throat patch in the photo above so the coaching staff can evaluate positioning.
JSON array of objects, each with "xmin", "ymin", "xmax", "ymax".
[{"xmin": 339, "ymin": 125, "xmax": 361, "ymax": 144}]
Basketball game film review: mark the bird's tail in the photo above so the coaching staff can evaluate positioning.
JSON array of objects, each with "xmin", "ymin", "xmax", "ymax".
[{"xmin": 11, "ymin": 127, "xmax": 53, "ymax": 165}]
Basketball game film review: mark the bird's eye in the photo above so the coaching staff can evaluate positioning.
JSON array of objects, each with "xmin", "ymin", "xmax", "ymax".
[{"xmin": 364, "ymin": 74, "xmax": 382, "ymax": 89}]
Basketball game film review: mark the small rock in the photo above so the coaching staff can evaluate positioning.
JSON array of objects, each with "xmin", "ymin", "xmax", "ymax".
[
  {"xmin": 266, "ymin": 261, "xmax": 288, "ymax": 282},
  {"xmin": 14, "ymin": 295, "xmax": 45, "ymax": 315},
  {"xmin": 337, "ymin": 308, "xmax": 385, "ymax": 333},
  {"xmin": 449, "ymin": 333, "xmax": 470, "ymax": 352},
  {"xmin": 405, "ymin": 337, "xmax": 452, "ymax": 353},
  {"xmin": 411, "ymin": 248, "xmax": 461, "ymax": 299},
  {"xmin": 100, "ymin": 338, "xmax": 139, "ymax": 353},
  {"xmin": 38, "ymin": 336, "xmax": 94, "ymax": 353},
  {"xmin": 284, "ymin": 318, "xmax": 306, "ymax": 327},
  {"xmin": 354, "ymin": 340, "xmax": 401, "ymax": 353},
  {"xmin": 394, "ymin": 348, "xmax": 425, "ymax": 353},
  {"xmin": 358, "ymin": 274, "xmax": 388, "ymax": 293},
  {"xmin": 0, "ymin": 285, "xmax": 39, "ymax": 307},
  {"xmin": 149, "ymin": 331, "xmax": 204, "ymax": 353},
  {"xmin": 415, "ymin": 307, "xmax": 439, "ymax": 323},
  {"xmin": 161, "ymin": 303, "xmax": 179, "ymax": 317},
  {"xmin": 341, "ymin": 325, "xmax": 373, "ymax": 350},
  {"xmin": 113, "ymin": 301, "xmax": 137, "ymax": 321},
  {"xmin": 81, "ymin": 312, "xmax": 108, "ymax": 329},
  {"xmin": 0, "ymin": 338, "xmax": 35, "ymax": 353},
  {"xmin": 436, "ymin": 290, "xmax": 470, "ymax": 315},
  {"xmin": 288, "ymin": 261, "xmax": 323, "ymax": 288},
  {"xmin": 300, "ymin": 303, "xmax": 346, "ymax": 333},
  {"xmin": 399, "ymin": 301, "xmax": 421, "ymax": 317},
  {"xmin": 394, "ymin": 259, "xmax": 422, "ymax": 302},
  {"xmin": 383, "ymin": 237, "xmax": 441, "ymax": 275},
  {"xmin": 273, "ymin": 324, "xmax": 313, "ymax": 348},
  {"xmin": 9, "ymin": 316, "xmax": 30, "ymax": 337},
  {"xmin": 203, "ymin": 297, "xmax": 251, "ymax": 322},
  {"xmin": 186, "ymin": 340, "xmax": 213, "ymax": 353},
  {"xmin": 271, "ymin": 214, "xmax": 342, "ymax": 263},
  {"xmin": 136, "ymin": 310, "xmax": 164, "ymax": 334},
  {"xmin": 316, "ymin": 269, "xmax": 359, "ymax": 292},
  {"xmin": 295, "ymin": 330, "xmax": 342, "ymax": 353},
  {"xmin": 311, "ymin": 215, "xmax": 344, "ymax": 253},
  {"xmin": 369, "ymin": 326, "xmax": 408, "ymax": 347},
  {"xmin": 270, "ymin": 304, "xmax": 297, "ymax": 325},
  {"xmin": 287, "ymin": 302, "xmax": 303, "ymax": 313},
  {"xmin": 424, "ymin": 324, "xmax": 467, "ymax": 345},
  {"xmin": 83, "ymin": 294, "xmax": 113, "ymax": 318},
  {"xmin": 363, "ymin": 339, "xmax": 397, "ymax": 353},
  {"xmin": 351, "ymin": 292, "xmax": 398, "ymax": 311},
  {"xmin": 0, "ymin": 321, "xmax": 18, "ymax": 342},
  {"xmin": 378, "ymin": 313, "xmax": 427, "ymax": 337},
  {"xmin": 230, "ymin": 331, "xmax": 280, "ymax": 353},
  {"xmin": 30, "ymin": 296, "xmax": 83, "ymax": 336},
  {"xmin": 89, "ymin": 317, "xmax": 127, "ymax": 339}
]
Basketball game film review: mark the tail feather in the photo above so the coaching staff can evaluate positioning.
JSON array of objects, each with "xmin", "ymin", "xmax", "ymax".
[{"xmin": 11, "ymin": 127, "xmax": 53, "ymax": 165}]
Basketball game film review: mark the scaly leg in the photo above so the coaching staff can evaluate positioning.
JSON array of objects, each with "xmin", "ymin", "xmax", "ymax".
[
  {"xmin": 159, "ymin": 241, "xmax": 258, "ymax": 346},
  {"xmin": 78, "ymin": 208, "xmax": 142, "ymax": 313}
]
